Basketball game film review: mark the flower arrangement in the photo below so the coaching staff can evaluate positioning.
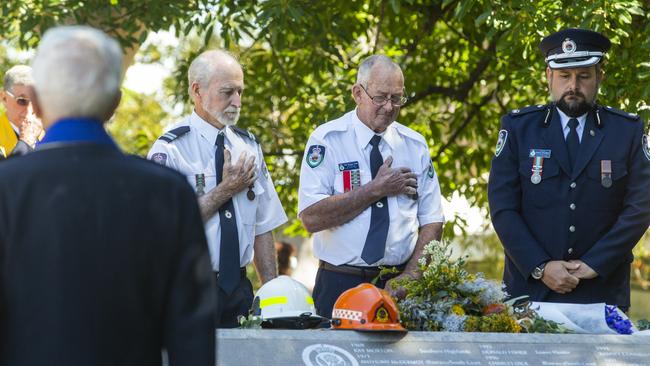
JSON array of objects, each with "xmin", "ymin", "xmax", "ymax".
[
  {"xmin": 389, "ymin": 240, "xmax": 521, "ymax": 332},
  {"xmin": 605, "ymin": 305, "xmax": 633, "ymax": 334}
]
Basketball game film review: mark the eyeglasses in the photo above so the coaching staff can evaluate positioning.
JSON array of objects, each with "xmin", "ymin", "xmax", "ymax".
[
  {"xmin": 360, "ymin": 85, "xmax": 408, "ymax": 107},
  {"xmin": 5, "ymin": 90, "xmax": 31, "ymax": 107}
]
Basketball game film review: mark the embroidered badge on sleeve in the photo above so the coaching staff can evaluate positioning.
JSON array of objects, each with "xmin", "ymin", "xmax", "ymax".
[
  {"xmin": 151, "ymin": 152, "xmax": 167, "ymax": 165},
  {"xmin": 427, "ymin": 161, "xmax": 435, "ymax": 178},
  {"xmin": 643, "ymin": 134, "xmax": 650, "ymax": 162},
  {"xmin": 306, "ymin": 145, "xmax": 325, "ymax": 168},
  {"xmin": 494, "ymin": 130, "xmax": 508, "ymax": 157}
]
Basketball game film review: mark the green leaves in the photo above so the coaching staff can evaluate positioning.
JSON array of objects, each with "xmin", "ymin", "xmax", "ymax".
[{"xmin": 2, "ymin": 0, "xmax": 650, "ymax": 241}]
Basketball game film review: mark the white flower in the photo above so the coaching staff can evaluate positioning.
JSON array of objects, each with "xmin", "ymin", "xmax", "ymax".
[{"xmin": 442, "ymin": 314, "xmax": 467, "ymax": 332}]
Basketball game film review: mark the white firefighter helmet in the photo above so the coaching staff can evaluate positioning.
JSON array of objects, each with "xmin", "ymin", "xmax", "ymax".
[{"xmin": 251, "ymin": 275, "xmax": 325, "ymax": 329}]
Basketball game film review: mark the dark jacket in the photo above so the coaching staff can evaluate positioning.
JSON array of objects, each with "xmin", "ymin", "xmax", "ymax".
[
  {"xmin": 0, "ymin": 143, "xmax": 216, "ymax": 366},
  {"xmin": 488, "ymin": 104, "xmax": 650, "ymax": 308}
]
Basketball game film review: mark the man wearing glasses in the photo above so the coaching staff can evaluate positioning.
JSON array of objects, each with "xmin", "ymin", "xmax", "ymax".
[
  {"xmin": 298, "ymin": 55, "xmax": 444, "ymax": 318},
  {"xmin": 0, "ymin": 65, "xmax": 43, "ymax": 159}
]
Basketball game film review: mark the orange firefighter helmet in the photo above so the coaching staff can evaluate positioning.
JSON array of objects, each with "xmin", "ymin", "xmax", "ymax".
[{"xmin": 330, "ymin": 283, "xmax": 406, "ymax": 332}]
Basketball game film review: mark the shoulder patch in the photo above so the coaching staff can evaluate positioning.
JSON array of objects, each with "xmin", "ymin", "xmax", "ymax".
[
  {"xmin": 427, "ymin": 161, "xmax": 435, "ymax": 178},
  {"xmin": 306, "ymin": 145, "xmax": 325, "ymax": 168},
  {"xmin": 158, "ymin": 126, "xmax": 190, "ymax": 143},
  {"xmin": 230, "ymin": 126, "xmax": 257, "ymax": 143},
  {"xmin": 643, "ymin": 134, "xmax": 650, "ymax": 161},
  {"xmin": 509, "ymin": 104, "xmax": 547, "ymax": 117},
  {"xmin": 495, "ymin": 130, "xmax": 508, "ymax": 157},
  {"xmin": 150, "ymin": 152, "xmax": 167, "ymax": 165},
  {"xmin": 602, "ymin": 105, "xmax": 641, "ymax": 121}
]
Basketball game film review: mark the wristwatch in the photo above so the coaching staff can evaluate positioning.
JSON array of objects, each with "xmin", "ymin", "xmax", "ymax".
[{"xmin": 531, "ymin": 262, "xmax": 547, "ymax": 280}]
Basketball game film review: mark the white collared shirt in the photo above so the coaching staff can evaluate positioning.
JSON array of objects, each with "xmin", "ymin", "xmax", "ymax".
[
  {"xmin": 298, "ymin": 110, "xmax": 445, "ymax": 266},
  {"xmin": 148, "ymin": 111, "xmax": 288, "ymax": 271},
  {"xmin": 557, "ymin": 109, "xmax": 587, "ymax": 142}
]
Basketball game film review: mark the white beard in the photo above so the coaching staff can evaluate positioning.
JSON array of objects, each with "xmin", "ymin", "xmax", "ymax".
[{"xmin": 204, "ymin": 100, "xmax": 240, "ymax": 126}]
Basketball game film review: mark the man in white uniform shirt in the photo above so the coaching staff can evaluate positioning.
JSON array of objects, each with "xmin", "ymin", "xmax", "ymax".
[
  {"xmin": 299, "ymin": 55, "xmax": 445, "ymax": 318},
  {"xmin": 148, "ymin": 50, "xmax": 287, "ymax": 328}
]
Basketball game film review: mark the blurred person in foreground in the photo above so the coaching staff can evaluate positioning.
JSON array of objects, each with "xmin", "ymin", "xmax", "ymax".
[
  {"xmin": 0, "ymin": 26, "xmax": 216, "ymax": 366},
  {"xmin": 275, "ymin": 241, "xmax": 297, "ymax": 276}
]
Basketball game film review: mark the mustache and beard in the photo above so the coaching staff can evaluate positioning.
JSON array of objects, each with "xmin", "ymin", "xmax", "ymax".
[
  {"xmin": 203, "ymin": 100, "xmax": 240, "ymax": 126},
  {"xmin": 555, "ymin": 90, "xmax": 595, "ymax": 118}
]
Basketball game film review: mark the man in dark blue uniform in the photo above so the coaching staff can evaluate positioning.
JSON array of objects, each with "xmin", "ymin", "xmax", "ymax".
[
  {"xmin": 488, "ymin": 28, "xmax": 650, "ymax": 311},
  {"xmin": 0, "ymin": 26, "xmax": 216, "ymax": 366}
]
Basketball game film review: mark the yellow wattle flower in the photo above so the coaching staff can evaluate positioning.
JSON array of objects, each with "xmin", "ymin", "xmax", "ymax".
[{"xmin": 452, "ymin": 304, "xmax": 465, "ymax": 316}]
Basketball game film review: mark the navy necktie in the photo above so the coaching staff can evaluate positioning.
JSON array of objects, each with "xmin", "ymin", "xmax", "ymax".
[
  {"xmin": 566, "ymin": 118, "xmax": 580, "ymax": 170},
  {"xmin": 361, "ymin": 135, "xmax": 389, "ymax": 265},
  {"xmin": 215, "ymin": 132, "xmax": 241, "ymax": 294}
]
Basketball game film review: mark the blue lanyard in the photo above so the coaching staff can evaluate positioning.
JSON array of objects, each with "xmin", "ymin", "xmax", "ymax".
[{"xmin": 38, "ymin": 118, "xmax": 117, "ymax": 148}]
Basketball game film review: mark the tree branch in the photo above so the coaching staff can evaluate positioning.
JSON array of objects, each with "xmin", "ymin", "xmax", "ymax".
[
  {"xmin": 372, "ymin": 0, "xmax": 386, "ymax": 54},
  {"xmin": 433, "ymin": 92, "xmax": 494, "ymax": 160},
  {"xmin": 404, "ymin": 32, "xmax": 502, "ymax": 107}
]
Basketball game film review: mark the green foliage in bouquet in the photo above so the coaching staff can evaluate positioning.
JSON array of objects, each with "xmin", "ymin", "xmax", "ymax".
[
  {"xmin": 637, "ymin": 319, "xmax": 650, "ymax": 331},
  {"xmin": 238, "ymin": 314, "xmax": 263, "ymax": 329},
  {"xmin": 507, "ymin": 296, "xmax": 573, "ymax": 334},
  {"xmin": 391, "ymin": 240, "xmax": 520, "ymax": 332}
]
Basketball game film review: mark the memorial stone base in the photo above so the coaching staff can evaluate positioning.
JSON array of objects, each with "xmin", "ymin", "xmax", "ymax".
[{"xmin": 217, "ymin": 329, "xmax": 650, "ymax": 366}]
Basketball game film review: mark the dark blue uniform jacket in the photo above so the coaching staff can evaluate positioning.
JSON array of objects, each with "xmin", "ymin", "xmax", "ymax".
[
  {"xmin": 0, "ymin": 137, "xmax": 216, "ymax": 366},
  {"xmin": 488, "ymin": 104, "xmax": 650, "ymax": 308}
]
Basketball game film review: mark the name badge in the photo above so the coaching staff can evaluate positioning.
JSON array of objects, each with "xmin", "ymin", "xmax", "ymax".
[
  {"xmin": 339, "ymin": 161, "xmax": 361, "ymax": 193},
  {"xmin": 529, "ymin": 149, "xmax": 552, "ymax": 159}
]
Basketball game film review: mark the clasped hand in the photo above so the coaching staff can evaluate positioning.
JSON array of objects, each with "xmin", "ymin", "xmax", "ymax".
[
  {"xmin": 542, "ymin": 260, "xmax": 597, "ymax": 294},
  {"xmin": 372, "ymin": 156, "xmax": 418, "ymax": 197},
  {"xmin": 219, "ymin": 150, "xmax": 257, "ymax": 194}
]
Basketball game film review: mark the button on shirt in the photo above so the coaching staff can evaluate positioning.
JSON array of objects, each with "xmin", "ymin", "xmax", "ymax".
[
  {"xmin": 148, "ymin": 111, "xmax": 288, "ymax": 271},
  {"xmin": 557, "ymin": 108, "xmax": 586, "ymax": 142},
  {"xmin": 298, "ymin": 110, "xmax": 445, "ymax": 266}
]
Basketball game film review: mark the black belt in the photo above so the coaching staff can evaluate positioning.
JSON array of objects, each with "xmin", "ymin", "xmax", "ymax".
[
  {"xmin": 319, "ymin": 260, "xmax": 405, "ymax": 279},
  {"xmin": 215, "ymin": 267, "xmax": 247, "ymax": 279}
]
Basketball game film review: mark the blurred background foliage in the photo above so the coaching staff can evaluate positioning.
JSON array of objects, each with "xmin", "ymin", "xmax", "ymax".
[{"xmin": 1, "ymin": 0, "xmax": 649, "ymax": 317}]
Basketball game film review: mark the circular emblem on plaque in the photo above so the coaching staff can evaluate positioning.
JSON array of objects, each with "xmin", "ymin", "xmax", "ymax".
[
  {"xmin": 562, "ymin": 38, "xmax": 577, "ymax": 53},
  {"xmin": 302, "ymin": 344, "xmax": 359, "ymax": 366}
]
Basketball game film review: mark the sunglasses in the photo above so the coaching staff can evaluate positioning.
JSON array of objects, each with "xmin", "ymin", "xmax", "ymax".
[{"xmin": 5, "ymin": 90, "xmax": 31, "ymax": 107}]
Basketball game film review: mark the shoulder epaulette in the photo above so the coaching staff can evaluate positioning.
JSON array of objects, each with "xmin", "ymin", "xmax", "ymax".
[
  {"xmin": 313, "ymin": 117, "xmax": 350, "ymax": 139},
  {"xmin": 600, "ymin": 105, "xmax": 640, "ymax": 121},
  {"xmin": 393, "ymin": 122, "xmax": 427, "ymax": 146},
  {"xmin": 230, "ymin": 126, "xmax": 257, "ymax": 143},
  {"xmin": 509, "ymin": 104, "xmax": 548, "ymax": 117},
  {"xmin": 158, "ymin": 126, "xmax": 190, "ymax": 143}
]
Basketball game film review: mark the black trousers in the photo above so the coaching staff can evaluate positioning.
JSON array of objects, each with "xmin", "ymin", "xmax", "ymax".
[
  {"xmin": 312, "ymin": 267, "xmax": 393, "ymax": 319},
  {"xmin": 214, "ymin": 272, "xmax": 253, "ymax": 328}
]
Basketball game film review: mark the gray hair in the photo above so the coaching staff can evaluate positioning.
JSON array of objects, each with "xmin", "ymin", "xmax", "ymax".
[
  {"xmin": 31, "ymin": 26, "xmax": 123, "ymax": 122},
  {"xmin": 356, "ymin": 55, "xmax": 401, "ymax": 87},
  {"xmin": 187, "ymin": 49, "xmax": 239, "ymax": 96},
  {"xmin": 3, "ymin": 65, "xmax": 34, "ymax": 92}
]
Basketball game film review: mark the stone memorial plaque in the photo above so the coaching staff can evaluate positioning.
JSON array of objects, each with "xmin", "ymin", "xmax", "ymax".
[{"xmin": 216, "ymin": 329, "xmax": 650, "ymax": 366}]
